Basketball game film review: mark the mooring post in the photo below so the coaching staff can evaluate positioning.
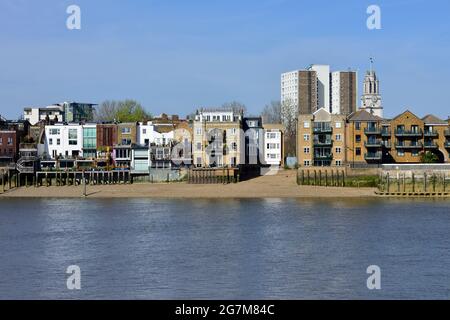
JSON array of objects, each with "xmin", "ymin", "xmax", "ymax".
[
  {"xmin": 424, "ymin": 173, "xmax": 427, "ymax": 192},
  {"xmin": 412, "ymin": 173, "xmax": 415, "ymax": 193}
]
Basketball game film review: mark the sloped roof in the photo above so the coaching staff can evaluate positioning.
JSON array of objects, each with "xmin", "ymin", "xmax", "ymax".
[
  {"xmin": 421, "ymin": 114, "xmax": 447, "ymax": 125},
  {"xmin": 392, "ymin": 109, "xmax": 421, "ymax": 121},
  {"xmin": 347, "ymin": 109, "xmax": 383, "ymax": 121}
]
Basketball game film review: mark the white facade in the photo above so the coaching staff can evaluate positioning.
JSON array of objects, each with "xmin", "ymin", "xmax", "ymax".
[
  {"xmin": 42, "ymin": 124, "xmax": 83, "ymax": 159},
  {"xmin": 137, "ymin": 122, "xmax": 175, "ymax": 146},
  {"xmin": 308, "ymin": 64, "xmax": 330, "ymax": 111},
  {"xmin": 360, "ymin": 70, "xmax": 383, "ymax": 118},
  {"xmin": 263, "ymin": 129, "xmax": 282, "ymax": 166},
  {"xmin": 330, "ymin": 71, "xmax": 341, "ymax": 115},
  {"xmin": 281, "ymin": 70, "xmax": 299, "ymax": 114},
  {"xmin": 23, "ymin": 105, "xmax": 64, "ymax": 125}
]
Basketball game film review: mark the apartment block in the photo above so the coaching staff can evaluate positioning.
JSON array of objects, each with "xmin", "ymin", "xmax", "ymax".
[
  {"xmin": 281, "ymin": 70, "xmax": 318, "ymax": 116},
  {"xmin": 262, "ymin": 124, "xmax": 284, "ymax": 166},
  {"xmin": 193, "ymin": 108, "xmax": 244, "ymax": 168},
  {"xmin": 331, "ymin": 71, "xmax": 358, "ymax": 115},
  {"xmin": 297, "ymin": 108, "xmax": 346, "ymax": 167}
]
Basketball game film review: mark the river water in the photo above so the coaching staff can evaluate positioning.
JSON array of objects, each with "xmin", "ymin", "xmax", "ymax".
[{"xmin": 0, "ymin": 198, "xmax": 449, "ymax": 299}]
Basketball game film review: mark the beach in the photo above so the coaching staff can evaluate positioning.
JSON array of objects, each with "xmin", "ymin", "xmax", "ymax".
[{"xmin": 0, "ymin": 170, "xmax": 377, "ymax": 198}]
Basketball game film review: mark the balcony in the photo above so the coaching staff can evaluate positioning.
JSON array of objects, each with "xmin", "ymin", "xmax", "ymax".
[
  {"xmin": 445, "ymin": 141, "xmax": 450, "ymax": 148},
  {"xmin": 395, "ymin": 142, "xmax": 423, "ymax": 149},
  {"xmin": 395, "ymin": 129, "xmax": 423, "ymax": 137},
  {"xmin": 314, "ymin": 153, "xmax": 333, "ymax": 160},
  {"xmin": 445, "ymin": 130, "xmax": 450, "ymax": 137},
  {"xmin": 382, "ymin": 141, "xmax": 392, "ymax": 148},
  {"xmin": 364, "ymin": 127, "xmax": 382, "ymax": 135},
  {"xmin": 313, "ymin": 125, "xmax": 332, "ymax": 134},
  {"xmin": 364, "ymin": 140, "xmax": 383, "ymax": 148},
  {"xmin": 381, "ymin": 129, "xmax": 391, "ymax": 137},
  {"xmin": 424, "ymin": 141, "xmax": 438, "ymax": 149},
  {"xmin": 423, "ymin": 130, "xmax": 439, "ymax": 137},
  {"xmin": 313, "ymin": 140, "xmax": 333, "ymax": 147},
  {"xmin": 365, "ymin": 152, "xmax": 382, "ymax": 161}
]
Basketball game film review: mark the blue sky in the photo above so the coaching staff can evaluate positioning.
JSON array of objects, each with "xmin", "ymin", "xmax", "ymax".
[{"xmin": 0, "ymin": 0, "xmax": 449, "ymax": 119}]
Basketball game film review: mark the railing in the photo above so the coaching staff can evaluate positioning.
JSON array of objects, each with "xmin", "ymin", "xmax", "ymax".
[
  {"xmin": 381, "ymin": 129, "xmax": 391, "ymax": 136},
  {"xmin": 364, "ymin": 140, "xmax": 383, "ymax": 147},
  {"xmin": 395, "ymin": 142, "xmax": 423, "ymax": 148},
  {"xmin": 313, "ymin": 140, "xmax": 333, "ymax": 146},
  {"xmin": 365, "ymin": 152, "xmax": 382, "ymax": 160},
  {"xmin": 364, "ymin": 127, "xmax": 382, "ymax": 135},
  {"xmin": 313, "ymin": 125, "xmax": 332, "ymax": 133},
  {"xmin": 424, "ymin": 142, "xmax": 438, "ymax": 148},
  {"xmin": 423, "ymin": 130, "xmax": 438, "ymax": 137},
  {"xmin": 313, "ymin": 153, "xmax": 333, "ymax": 160},
  {"xmin": 445, "ymin": 141, "xmax": 450, "ymax": 148},
  {"xmin": 395, "ymin": 129, "xmax": 423, "ymax": 136},
  {"xmin": 445, "ymin": 130, "xmax": 450, "ymax": 137}
]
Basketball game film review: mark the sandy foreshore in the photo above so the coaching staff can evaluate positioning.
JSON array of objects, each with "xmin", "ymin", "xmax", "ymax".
[{"xmin": 0, "ymin": 171, "xmax": 378, "ymax": 199}]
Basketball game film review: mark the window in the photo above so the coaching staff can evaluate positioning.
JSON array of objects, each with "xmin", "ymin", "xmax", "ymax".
[
  {"xmin": 49, "ymin": 138, "xmax": 53, "ymax": 145},
  {"xmin": 49, "ymin": 128, "xmax": 60, "ymax": 135},
  {"xmin": 335, "ymin": 134, "xmax": 342, "ymax": 141},
  {"xmin": 303, "ymin": 122, "xmax": 310, "ymax": 128},
  {"xmin": 121, "ymin": 127, "xmax": 131, "ymax": 134},
  {"xmin": 356, "ymin": 147, "xmax": 361, "ymax": 156},
  {"xmin": 303, "ymin": 160, "xmax": 311, "ymax": 166},
  {"xmin": 412, "ymin": 150, "xmax": 419, "ymax": 157},
  {"xmin": 304, "ymin": 134, "xmax": 310, "ymax": 141},
  {"xmin": 57, "ymin": 139, "xmax": 60, "ymax": 145},
  {"xmin": 196, "ymin": 142, "xmax": 202, "ymax": 151},
  {"xmin": 355, "ymin": 122, "xmax": 361, "ymax": 130},
  {"xmin": 398, "ymin": 150, "xmax": 405, "ymax": 157},
  {"xmin": 335, "ymin": 160, "xmax": 342, "ymax": 166},
  {"xmin": 267, "ymin": 132, "xmax": 277, "ymax": 139},
  {"xmin": 0, "ymin": 137, "xmax": 2, "ymax": 145},
  {"xmin": 336, "ymin": 147, "xmax": 341, "ymax": 154},
  {"xmin": 68, "ymin": 129, "xmax": 78, "ymax": 145},
  {"xmin": 196, "ymin": 128, "xmax": 202, "ymax": 135},
  {"xmin": 121, "ymin": 139, "xmax": 131, "ymax": 145},
  {"xmin": 143, "ymin": 129, "xmax": 147, "ymax": 134},
  {"xmin": 231, "ymin": 142, "xmax": 237, "ymax": 151},
  {"xmin": 335, "ymin": 122, "xmax": 342, "ymax": 128},
  {"xmin": 304, "ymin": 147, "xmax": 310, "ymax": 154},
  {"xmin": 196, "ymin": 157, "xmax": 202, "ymax": 167},
  {"xmin": 7, "ymin": 137, "xmax": 13, "ymax": 145},
  {"xmin": 356, "ymin": 135, "xmax": 361, "ymax": 143},
  {"xmin": 231, "ymin": 128, "xmax": 237, "ymax": 135}
]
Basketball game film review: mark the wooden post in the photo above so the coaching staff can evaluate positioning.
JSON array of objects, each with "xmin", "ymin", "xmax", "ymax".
[
  {"xmin": 424, "ymin": 173, "xmax": 427, "ymax": 192},
  {"xmin": 1, "ymin": 171, "xmax": 4, "ymax": 193},
  {"xmin": 412, "ymin": 173, "xmax": 415, "ymax": 193},
  {"xmin": 325, "ymin": 171, "xmax": 328, "ymax": 187},
  {"xmin": 387, "ymin": 172, "xmax": 390, "ymax": 193},
  {"xmin": 444, "ymin": 173, "xmax": 446, "ymax": 192}
]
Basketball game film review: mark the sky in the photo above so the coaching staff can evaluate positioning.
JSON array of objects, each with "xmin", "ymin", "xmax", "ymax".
[{"xmin": 0, "ymin": 0, "xmax": 449, "ymax": 119}]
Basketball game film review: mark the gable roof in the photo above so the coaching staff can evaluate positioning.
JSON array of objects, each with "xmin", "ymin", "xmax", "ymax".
[
  {"xmin": 421, "ymin": 114, "xmax": 447, "ymax": 125},
  {"xmin": 392, "ymin": 109, "xmax": 422, "ymax": 121},
  {"xmin": 347, "ymin": 109, "xmax": 383, "ymax": 122}
]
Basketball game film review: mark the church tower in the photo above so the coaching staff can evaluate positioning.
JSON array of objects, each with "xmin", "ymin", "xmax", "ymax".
[{"xmin": 360, "ymin": 58, "xmax": 383, "ymax": 118}]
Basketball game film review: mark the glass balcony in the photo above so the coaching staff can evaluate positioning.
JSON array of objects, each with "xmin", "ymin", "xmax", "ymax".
[
  {"xmin": 364, "ymin": 140, "xmax": 383, "ymax": 148},
  {"xmin": 445, "ymin": 130, "xmax": 450, "ymax": 137},
  {"xmin": 314, "ymin": 153, "xmax": 333, "ymax": 160},
  {"xmin": 445, "ymin": 141, "xmax": 450, "ymax": 148},
  {"xmin": 424, "ymin": 141, "xmax": 438, "ymax": 149},
  {"xmin": 395, "ymin": 142, "xmax": 423, "ymax": 149},
  {"xmin": 313, "ymin": 140, "xmax": 333, "ymax": 147},
  {"xmin": 365, "ymin": 152, "xmax": 382, "ymax": 160},
  {"xmin": 364, "ymin": 127, "xmax": 382, "ymax": 135},
  {"xmin": 313, "ymin": 124, "xmax": 332, "ymax": 133},
  {"xmin": 423, "ymin": 130, "xmax": 439, "ymax": 137},
  {"xmin": 395, "ymin": 129, "xmax": 423, "ymax": 136}
]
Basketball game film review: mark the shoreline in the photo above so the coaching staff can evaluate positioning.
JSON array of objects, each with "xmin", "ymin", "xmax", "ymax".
[{"xmin": 0, "ymin": 171, "xmax": 378, "ymax": 199}]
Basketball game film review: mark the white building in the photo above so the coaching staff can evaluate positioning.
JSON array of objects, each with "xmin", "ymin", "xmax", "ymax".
[
  {"xmin": 42, "ymin": 124, "xmax": 83, "ymax": 159},
  {"xmin": 360, "ymin": 69, "xmax": 383, "ymax": 118},
  {"xmin": 281, "ymin": 70, "xmax": 300, "ymax": 111},
  {"xmin": 23, "ymin": 105, "xmax": 64, "ymax": 125},
  {"xmin": 307, "ymin": 64, "xmax": 330, "ymax": 111},
  {"xmin": 137, "ymin": 122, "xmax": 175, "ymax": 146},
  {"xmin": 263, "ymin": 125, "xmax": 283, "ymax": 166}
]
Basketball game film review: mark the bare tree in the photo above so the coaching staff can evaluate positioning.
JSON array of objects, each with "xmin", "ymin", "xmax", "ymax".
[
  {"xmin": 222, "ymin": 101, "xmax": 246, "ymax": 114},
  {"xmin": 261, "ymin": 101, "xmax": 282, "ymax": 123},
  {"xmin": 94, "ymin": 100, "xmax": 119, "ymax": 122}
]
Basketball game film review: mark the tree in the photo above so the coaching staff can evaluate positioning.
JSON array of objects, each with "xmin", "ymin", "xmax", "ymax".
[
  {"xmin": 420, "ymin": 151, "xmax": 439, "ymax": 163},
  {"xmin": 222, "ymin": 101, "xmax": 246, "ymax": 114},
  {"xmin": 94, "ymin": 100, "xmax": 119, "ymax": 122},
  {"xmin": 94, "ymin": 100, "xmax": 151, "ymax": 122},
  {"xmin": 261, "ymin": 101, "xmax": 281, "ymax": 124}
]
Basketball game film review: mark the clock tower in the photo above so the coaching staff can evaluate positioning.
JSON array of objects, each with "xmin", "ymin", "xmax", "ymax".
[{"xmin": 360, "ymin": 59, "xmax": 383, "ymax": 118}]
